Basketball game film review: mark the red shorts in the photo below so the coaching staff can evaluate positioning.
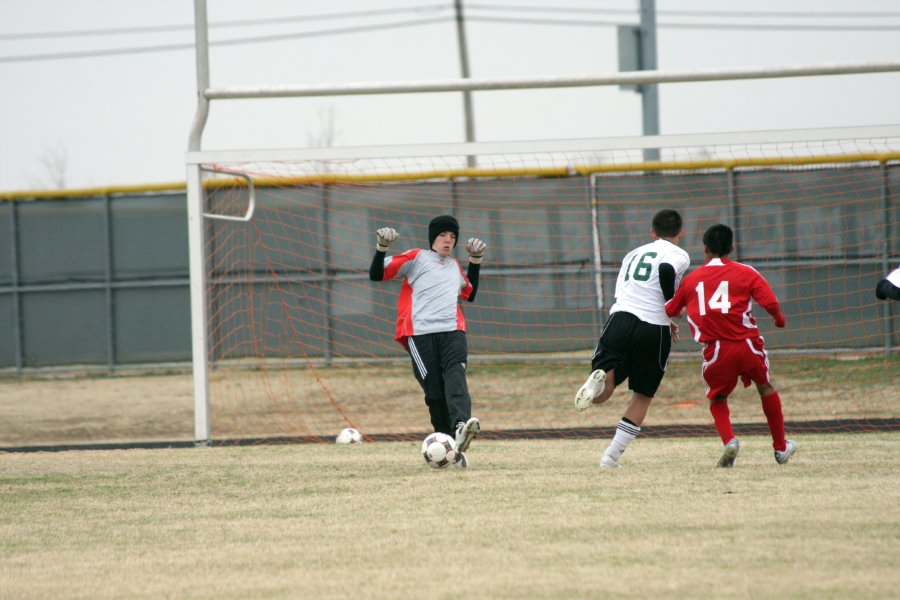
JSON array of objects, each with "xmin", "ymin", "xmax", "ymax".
[{"xmin": 700, "ymin": 337, "xmax": 771, "ymax": 400}]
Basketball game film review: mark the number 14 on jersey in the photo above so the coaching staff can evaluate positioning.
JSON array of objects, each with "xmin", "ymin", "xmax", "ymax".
[{"xmin": 696, "ymin": 281, "xmax": 731, "ymax": 315}]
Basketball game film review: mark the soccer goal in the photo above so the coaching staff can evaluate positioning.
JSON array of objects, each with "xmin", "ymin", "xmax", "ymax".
[
  {"xmin": 185, "ymin": 0, "xmax": 900, "ymax": 444},
  {"xmin": 185, "ymin": 126, "xmax": 900, "ymax": 445}
]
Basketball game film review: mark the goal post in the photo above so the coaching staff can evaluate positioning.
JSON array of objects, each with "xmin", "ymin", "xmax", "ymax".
[{"xmin": 185, "ymin": 164, "xmax": 209, "ymax": 443}]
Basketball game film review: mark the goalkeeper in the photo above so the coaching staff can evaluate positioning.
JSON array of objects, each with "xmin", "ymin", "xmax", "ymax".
[{"xmin": 369, "ymin": 215, "xmax": 485, "ymax": 468}]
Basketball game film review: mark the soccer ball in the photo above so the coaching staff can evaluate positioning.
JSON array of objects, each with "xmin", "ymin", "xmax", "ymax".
[
  {"xmin": 335, "ymin": 427, "xmax": 363, "ymax": 444},
  {"xmin": 421, "ymin": 432, "xmax": 458, "ymax": 469}
]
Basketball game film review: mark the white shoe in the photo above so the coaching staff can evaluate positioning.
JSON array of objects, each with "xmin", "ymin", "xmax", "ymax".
[
  {"xmin": 575, "ymin": 370, "xmax": 606, "ymax": 411},
  {"xmin": 455, "ymin": 417, "xmax": 480, "ymax": 453},
  {"xmin": 599, "ymin": 453, "xmax": 619, "ymax": 469},
  {"xmin": 717, "ymin": 438, "xmax": 740, "ymax": 468},
  {"xmin": 774, "ymin": 440, "xmax": 798, "ymax": 465},
  {"xmin": 453, "ymin": 452, "xmax": 469, "ymax": 469}
]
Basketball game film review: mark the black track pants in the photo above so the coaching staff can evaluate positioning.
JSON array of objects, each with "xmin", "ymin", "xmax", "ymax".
[{"xmin": 407, "ymin": 330, "xmax": 472, "ymax": 435}]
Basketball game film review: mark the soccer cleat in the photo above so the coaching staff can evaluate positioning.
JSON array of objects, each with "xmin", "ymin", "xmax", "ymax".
[
  {"xmin": 774, "ymin": 439, "xmax": 798, "ymax": 465},
  {"xmin": 453, "ymin": 452, "xmax": 469, "ymax": 469},
  {"xmin": 599, "ymin": 452, "xmax": 620, "ymax": 469},
  {"xmin": 575, "ymin": 369, "xmax": 606, "ymax": 411},
  {"xmin": 717, "ymin": 438, "xmax": 740, "ymax": 468},
  {"xmin": 455, "ymin": 417, "xmax": 480, "ymax": 453}
]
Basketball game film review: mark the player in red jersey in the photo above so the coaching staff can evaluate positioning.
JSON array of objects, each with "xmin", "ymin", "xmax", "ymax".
[{"xmin": 665, "ymin": 224, "xmax": 797, "ymax": 467}]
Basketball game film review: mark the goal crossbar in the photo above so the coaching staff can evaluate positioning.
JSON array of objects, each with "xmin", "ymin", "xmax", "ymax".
[
  {"xmin": 202, "ymin": 61, "xmax": 900, "ymax": 101},
  {"xmin": 187, "ymin": 124, "xmax": 900, "ymax": 165}
]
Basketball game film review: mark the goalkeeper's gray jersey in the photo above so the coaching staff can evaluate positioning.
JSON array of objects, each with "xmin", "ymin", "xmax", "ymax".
[
  {"xmin": 610, "ymin": 238, "xmax": 690, "ymax": 326},
  {"xmin": 382, "ymin": 248, "xmax": 473, "ymax": 342}
]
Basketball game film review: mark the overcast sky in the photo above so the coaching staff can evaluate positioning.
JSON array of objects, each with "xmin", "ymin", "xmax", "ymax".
[{"xmin": 1, "ymin": 0, "xmax": 899, "ymax": 191}]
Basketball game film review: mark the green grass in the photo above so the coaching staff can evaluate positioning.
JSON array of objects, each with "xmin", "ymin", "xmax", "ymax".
[{"xmin": 2, "ymin": 433, "xmax": 899, "ymax": 599}]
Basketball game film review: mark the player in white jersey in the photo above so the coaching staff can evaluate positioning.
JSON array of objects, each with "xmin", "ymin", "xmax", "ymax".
[
  {"xmin": 369, "ymin": 215, "xmax": 487, "ymax": 468},
  {"xmin": 573, "ymin": 209, "xmax": 690, "ymax": 469},
  {"xmin": 875, "ymin": 265, "xmax": 900, "ymax": 301}
]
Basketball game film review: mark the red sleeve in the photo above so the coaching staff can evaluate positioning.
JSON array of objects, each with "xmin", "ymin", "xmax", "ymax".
[
  {"xmin": 665, "ymin": 277, "xmax": 689, "ymax": 317},
  {"xmin": 383, "ymin": 249, "xmax": 419, "ymax": 281},
  {"xmin": 457, "ymin": 260, "xmax": 473, "ymax": 301},
  {"xmin": 750, "ymin": 269, "xmax": 785, "ymax": 325}
]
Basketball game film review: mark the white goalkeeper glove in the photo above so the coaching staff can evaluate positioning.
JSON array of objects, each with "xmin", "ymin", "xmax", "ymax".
[
  {"xmin": 376, "ymin": 227, "xmax": 398, "ymax": 252},
  {"xmin": 466, "ymin": 238, "xmax": 486, "ymax": 264}
]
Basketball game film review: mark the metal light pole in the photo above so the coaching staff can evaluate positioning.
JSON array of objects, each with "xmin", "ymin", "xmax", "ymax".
[
  {"xmin": 639, "ymin": 0, "xmax": 660, "ymax": 161},
  {"xmin": 454, "ymin": 0, "xmax": 476, "ymax": 167}
]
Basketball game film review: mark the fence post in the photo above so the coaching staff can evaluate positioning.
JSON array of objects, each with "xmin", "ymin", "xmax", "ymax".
[
  {"xmin": 321, "ymin": 184, "xmax": 334, "ymax": 366},
  {"xmin": 8, "ymin": 200, "xmax": 23, "ymax": 373},
  {"xmin": 103, "ymin": 193, "xmax": 116, "ymax": 373},
  {"xmin": 881, "ymin": 163, "xmax": 895, "ymax": 353}
]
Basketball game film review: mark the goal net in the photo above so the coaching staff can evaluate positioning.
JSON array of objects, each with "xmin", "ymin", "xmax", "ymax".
[{"xmin": 187, "ymin": 127, "xmax": 900, "ymax": 444}]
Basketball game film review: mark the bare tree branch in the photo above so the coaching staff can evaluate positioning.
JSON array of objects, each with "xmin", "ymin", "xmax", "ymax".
[{"xmin": 28, "ymin": 144, "xmax": 68, "ymax": 189}]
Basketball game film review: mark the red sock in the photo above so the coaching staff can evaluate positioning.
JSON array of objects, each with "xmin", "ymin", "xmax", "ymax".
[
  {"xmin": 761, "ymin": 391, "xmax": 787, "ymax": 451},
  {"xmin": 709, "ymin": 400, "xmax": 734, "ymax": 444}
]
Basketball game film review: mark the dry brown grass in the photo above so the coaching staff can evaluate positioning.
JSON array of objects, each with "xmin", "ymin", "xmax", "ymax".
[
  {"xmin": 1, "ymin": 353, "xmax": 897, "ymax": 447},
  {"xmin": 1, "ymin": 435, "xmax": 898, "ymax": 599}
]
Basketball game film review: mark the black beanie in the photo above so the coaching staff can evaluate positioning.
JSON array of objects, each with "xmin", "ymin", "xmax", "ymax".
[{"xmin": 428, "ymin": 215, "xmax": 459, "ymax": 248}]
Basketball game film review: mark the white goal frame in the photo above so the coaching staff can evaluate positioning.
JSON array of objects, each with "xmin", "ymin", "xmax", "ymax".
[{"xmin": 186, "ymin": 0, "xmax": 900, "ymax": 444}]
